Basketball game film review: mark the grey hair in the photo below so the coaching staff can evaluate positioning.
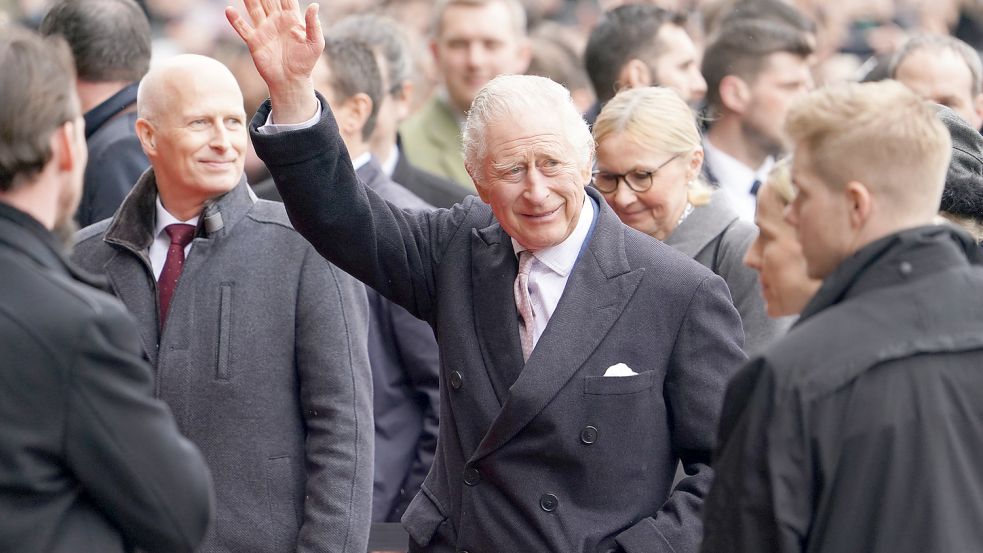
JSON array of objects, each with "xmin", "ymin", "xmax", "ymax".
[
  {"xmin": 890, "ymin": 34, "xmax": 983, "ymax": 96},
  {"xmin": 330, "ymin": 14, "xmax": 412, "ymax": 93},
  {"xmin": 462, "ymin": 74, "xmax": 594, "ymax": 183}
]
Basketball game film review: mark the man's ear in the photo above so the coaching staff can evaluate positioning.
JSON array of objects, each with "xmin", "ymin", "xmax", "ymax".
[
  {"xmin": 617, "ymin": 59, "xmax": 653, "ymax": 92},
  {"xmin": 844, "ymin": 180, "xmax": 873, "ymax": 229},
  {"xmin": 719, "ymin": 75, "xmax": 750, "ymax": 114},
  {"xmin": 52, "ymin": 121, "xmax": 78, "ymax": 173},
  {"xmin": 135, "ymin": 118, "xmax": 157, "ymax": 156},
  {"xmin": 343, "ymin": 93, "xmax": 374, "ymax": 138}
]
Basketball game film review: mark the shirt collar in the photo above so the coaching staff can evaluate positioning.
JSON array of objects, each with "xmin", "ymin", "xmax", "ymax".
[
  {"xmin": 154, "ymin": 195, "xmax": 200, "ymax": 238},
  {"xmin": 351, "ymin": 151, "xmax": 372, "ymax": 171},
  {"xmin": 511, "ymin": 194, "xmax": 594, "ymax": 277},
  {"xmin": 380, "ymin": 144, "xmax": 400, "ymax": 177},
  {"xmin": 703, "ymin": 137, "xmax": 774, "ymax": 193},
  {"xmin": 83, "ymin": 82, "xmax": 139, "ymax": 139}
]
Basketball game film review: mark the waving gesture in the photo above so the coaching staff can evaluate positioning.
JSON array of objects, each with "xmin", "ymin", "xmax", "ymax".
[{"xmin": 226, "ymin": 0, "xmax": 323, "ymax": 124}]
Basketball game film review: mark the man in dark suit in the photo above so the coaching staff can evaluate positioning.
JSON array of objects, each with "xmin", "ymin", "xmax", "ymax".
[
  {"xmin": 330, "ymin": 13, "xmax": 472, "ymax": 208},
  {"xmin": 39, "ymin": 0, "xmax": 152, "ymax": 227},
  {"xmin": 71, "ymin": 54, "xmax": 373, "ymax": 553},
  {"xmin": 0, "ymin": 26, "xmax": 212, "ymax": 553},
  {"xmin": 229, "ymin": 2, "xmax": 746, "ymax": 551}
]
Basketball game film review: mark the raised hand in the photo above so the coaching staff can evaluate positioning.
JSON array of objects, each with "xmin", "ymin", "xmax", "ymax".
[{"xmin": 226, "ymin": 0, "xmax": 324, "ymax": 124}]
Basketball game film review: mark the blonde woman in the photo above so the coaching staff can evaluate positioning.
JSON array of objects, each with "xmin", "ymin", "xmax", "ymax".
[
  {"xmin": 743, "ymin": 158, "xmax": 822, "ymax": 316},
  {"xmin": 593, "ymin": 86, "xmax": 789, "ymax": 352}
]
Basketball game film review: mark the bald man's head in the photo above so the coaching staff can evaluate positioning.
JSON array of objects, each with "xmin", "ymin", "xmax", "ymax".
[{"xmin": 135, "ymin": 55, "xmax": 248, "ymax": 220}]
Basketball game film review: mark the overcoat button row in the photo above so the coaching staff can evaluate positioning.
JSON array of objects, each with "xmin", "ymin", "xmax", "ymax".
[
  {"xmin": 464, "ymin": 467, "xmax": 481, "ymax": 486},
  {"xmin": 581, "ymin": 425, "xmax": 598, "ymax": 444},
  {"xmin": 540, "ymin": 493, "xmax": 559, "ymax": 512},
  {"xmin": 899, "ymin": 261, "xmax": 913, "ymax": 276},
  {"xmin": 450, "ymin": 371, "xmax": 463, "ymax": 389}
]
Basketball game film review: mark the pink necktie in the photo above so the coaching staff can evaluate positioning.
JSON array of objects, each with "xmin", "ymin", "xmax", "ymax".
[
  {"xmin": 157, "ymin": 223, "xmax": 196, "ymax": 327},
  {"xmin": 514, "ymin": 250, "xmax": 536, "ymax": 361}
]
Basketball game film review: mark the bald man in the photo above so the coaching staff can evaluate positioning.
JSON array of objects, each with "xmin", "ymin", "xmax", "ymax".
[{"xmin": 71, "ymin": 55, "xmax": 374, "ymax": 553}]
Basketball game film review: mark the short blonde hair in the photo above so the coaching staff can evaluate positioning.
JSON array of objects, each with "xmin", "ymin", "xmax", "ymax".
[
  {"xmin": 593, "ymin": 86, "xmax": 712, "ymax": 206},
  {"xmin": 764, "ymin": 157, "xmax": 794, "ymax": 205},
  {"xmin": 785, "ymin": 80, "xmax": 951, "ymax": 219}
]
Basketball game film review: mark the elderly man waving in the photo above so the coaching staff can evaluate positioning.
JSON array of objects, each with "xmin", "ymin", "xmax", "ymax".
[{"xmin": 228, "ymin": 2, "xmax": 746, "ymax": 552}]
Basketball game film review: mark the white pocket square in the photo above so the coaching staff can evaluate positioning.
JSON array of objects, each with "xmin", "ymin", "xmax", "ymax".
[{"xmin": 603, "ymin": 363, "xmax": 638, "ymax": 377}]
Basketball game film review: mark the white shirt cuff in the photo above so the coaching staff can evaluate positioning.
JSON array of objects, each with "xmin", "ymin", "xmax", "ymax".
[{"xmin": 256, "ymin": 101, "xmax": 322, "ymax": 135}]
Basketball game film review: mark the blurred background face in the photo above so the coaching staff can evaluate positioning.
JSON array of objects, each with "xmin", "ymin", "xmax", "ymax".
[
  {"xmin": 432, "ymin": 1, "xmax": 529, "ymax": 113},
  {"xmin": 894, "ymin": 48, "xmax": 983, "ymax": 130},
  {"xmin": 741, "ymin": 52, "xmax": 813, "ymax": 156},
  {"xmin": 594, "ymin": 131, "xmax": 697, "ymax": 240},
  {"xmin": 651, "ymin": 24, "xmax": 707, "ymax": 105},
  {"xmin": 743, "ymin": 182, "xmax": 821, "ymax": 316}
]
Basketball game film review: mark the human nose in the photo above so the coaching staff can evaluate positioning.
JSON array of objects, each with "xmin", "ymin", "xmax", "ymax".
[
  {"xmin": 210, "ymin": 123, "xmax": 231, "ymax": 150},
  {"xmin": 691, "ymin": 67, "xmax": 707, "ymax": 98},
  {"xmin": 523, "ymin": 167, "xmax": 551, "ymax": 204},
  {"xmin": 610, "ymin": 178, "xmax": 637, "ymax": 208},
  {"xmin": 744, "ymin": 236, "xmax": 762, "ymax": 271},
  {"xmin": 466, "ymin": 42, "xmax": 487, "ymax": 68}
]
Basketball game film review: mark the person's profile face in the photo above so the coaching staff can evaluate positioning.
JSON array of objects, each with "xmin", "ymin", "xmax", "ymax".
[
  {"xmin": 744, "ymin": 182, "xmax": 820, "ymax": 316},
  {"xmin": 895, "ymin": 48, "xmax": 983, "ymax": 130},
  {"xmin": 149, "ymin": 69, "xmax": 248, "ymax": 206},
  {"xmin": 650, "ymin": 24, "xmax": 707, "ymax": 106},
  {"xmin": 741, "ymin": 52, "xmax": 813, "ymax": 155},
  {"xmin": 432, "ymin": 1, "xmax": 528, "ymax": 113},
  {"xmin": 474, "ymin": 110, "xmax": 588, "ymax": 251}
]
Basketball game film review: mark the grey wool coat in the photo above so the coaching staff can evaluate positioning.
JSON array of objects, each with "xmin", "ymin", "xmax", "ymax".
[
  {"xmin": 71, "ymin": 171, "xmax": 373, "ymax": 553},
  {"xmin": 250, "ymin": 95, "xmax": 748, "ymax": 553},
  {"xmin": 665, "ymin": 191, "xmax": 791, "ymax": 354}
]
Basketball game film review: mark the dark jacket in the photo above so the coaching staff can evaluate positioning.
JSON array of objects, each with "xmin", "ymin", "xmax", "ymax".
[
  {"xmin": 357, "ymin": 158, "xmax": 442, "ymax": 523},
  {"xmin": 250, "ymin": 95, "xmax": 748, "ymax": 553},
  {"xmin": 702, "ymin": 225, "xmax": 983, "ymax": 553},
  {"xmin": 392, "ymin": 138, "xmax": 471, "ymax": 209},
  {"xmin": 78, "ymin": 82, "xmax": 149, "ymax": 227},
  {"xmin": 72, "ymin": 173, "xmax": 373, "ymax": 553},
  {"xmin": 0, "ymin": 202, "xmax": 212, "ymax": 553}
]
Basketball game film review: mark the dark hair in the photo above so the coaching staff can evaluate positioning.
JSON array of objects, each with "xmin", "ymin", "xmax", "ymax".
[
  {"xmin": 584, "ymin": 4, "xmax": 686, "ymax": 103},
  {"xmin": 330, "ymin": 14, "xmax": 412, "ymax": 96},
  {"xmin": 0, "ymin": 25, "xmax": 79, "ymax": 192},
  {"xmin": 39, "ymin": 0, "xmax": 151, "ymax": 83},
  {"xmin": 702, "ymin": 19, "xmax": 814, "ymax": 112},
  {"xmin": 714, "ymin": 0, "xmax": 816, "ymax": 36},
  {"xmin": 323, "ymin": 37, "xmax": 383, "ymax": 141}
]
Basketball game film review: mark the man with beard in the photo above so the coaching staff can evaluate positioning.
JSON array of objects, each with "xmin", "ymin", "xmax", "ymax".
[
  {"xmin": 0, "ymin": 25, "xmax": 212, "ymax": 553},
  {"xmin": 701, "ymin": 19, "xmax": 813, "ymax": 222}
]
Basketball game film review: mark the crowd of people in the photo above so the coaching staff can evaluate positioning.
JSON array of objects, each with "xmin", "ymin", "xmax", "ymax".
[{"xmin": 1, "ymin": 0, "xmax": 983, "ymax": 552}]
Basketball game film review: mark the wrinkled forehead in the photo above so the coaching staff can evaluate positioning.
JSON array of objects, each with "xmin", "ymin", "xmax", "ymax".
[{"xmin": 485, "ymin": 114, "xmax": 576, "ymax": 162}]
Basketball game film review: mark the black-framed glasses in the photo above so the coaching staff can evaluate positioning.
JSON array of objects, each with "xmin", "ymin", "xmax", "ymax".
[{"xmin": 592, "ymin": 154, "xmax": 680, "ymax": 193}]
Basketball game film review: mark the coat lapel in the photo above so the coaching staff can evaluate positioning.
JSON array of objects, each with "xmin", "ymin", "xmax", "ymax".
[
  {"xmin": 104, "ymin": 252, "xmax": 161, "ymax": 365},
  {"xmin": 470, "ymin": 223, "xmax": 525, "ymax": 405},
  {"xmin": 470, "ymin": 198, "xmax": 644, "ymax": 462}
]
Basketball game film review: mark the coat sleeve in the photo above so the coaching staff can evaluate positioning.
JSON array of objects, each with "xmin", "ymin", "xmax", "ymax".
[
  {"xmin": 249, "ymin": 94, "xmax": 469, "ymax": 325},
  {"xmin": 294, "ymin": 247, "xmax": 374, "ymax": 553},
  {"xmin": 616, "ymin": 274, "xmax": 748, "ymax": 553},
  {"xmin": 386, "ymin": 302, "xmax": 441, "ymax": 522},
  {"xmin": 64, "ymin": 302, "xmax": 213, "ymax": 553}
]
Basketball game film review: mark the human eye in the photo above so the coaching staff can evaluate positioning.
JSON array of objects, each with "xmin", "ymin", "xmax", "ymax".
[
  {"xmin": 188, "ymin": 118, "xmax": 209, "ymax": 129},
  {"xmin": 631, "ymin": 170, "xmax": 655, "ymax": 181},
  {"xmin": 225, "ymin": 117, "xmax": 243, "ymax": 128}
]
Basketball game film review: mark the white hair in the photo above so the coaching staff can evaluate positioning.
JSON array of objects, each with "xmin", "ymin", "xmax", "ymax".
[{"xmin": 462, "ymin": 74, "xmax": 594, "ymax": 183}]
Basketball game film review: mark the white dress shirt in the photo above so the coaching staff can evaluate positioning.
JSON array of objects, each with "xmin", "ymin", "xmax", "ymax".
[
  {"xmin": 511, "ymin": 197, "xmax": 596, "ymax": 349},
  {"xmin": 149, "ymin": 196, "xmax": 200, "ymax": 280},
  {"xmin": 703, "ymin": 138, "xmax": 774, "ymax": 222}
]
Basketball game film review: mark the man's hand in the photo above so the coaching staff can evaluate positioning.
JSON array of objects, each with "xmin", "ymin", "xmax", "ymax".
[{"xmin": 225, "ymin": 0, "xmax": 323, "ymax": 124}]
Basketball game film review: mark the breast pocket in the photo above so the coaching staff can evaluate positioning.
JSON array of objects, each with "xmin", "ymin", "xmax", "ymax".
[
  {"xmin": 583, "ymin": 370, "xmax": 656, "ymax": 395},
  {"xmin": 216, "ymin": 282, "xmax": 234, "ymax": 381}
]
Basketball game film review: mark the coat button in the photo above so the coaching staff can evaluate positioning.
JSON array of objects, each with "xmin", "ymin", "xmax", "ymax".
[
  {"xmin": 540, "ymin": 493, "xmax": 558, "ymax": 512},
  {"xmin": 450, "ymin": 371, "xmax": 463, "ymax": 390},
  {"xmin": 899, "ymin": 261, "xmax": 913, "ymax": 276},
  {"xmin": 464, "ymin": 467, "xmax": 481, "ymax": 486},
  {"xmin": 580, "ymin": 425, "xmax": 598, "ymax": 444}
]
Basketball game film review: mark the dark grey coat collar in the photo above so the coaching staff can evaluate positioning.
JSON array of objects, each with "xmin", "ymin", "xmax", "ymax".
[
  {"xmin": 103, "ymin": 168, "xmax": 254, "ymax": 254},
  {"xmin": 665, "ymin": 191, "xmax": 740, "ymax": 258}
]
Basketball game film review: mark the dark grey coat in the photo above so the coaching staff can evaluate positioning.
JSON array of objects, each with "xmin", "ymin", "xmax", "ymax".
[
  {"xmin": 702, "ymin": 225, "xmax": 983, "ymax": 553},
  {"xmin": 0, "ymin": 203, "xmax": 212, "ymax": 553},
  {"xmin": 665, "ymin": 191, "xmax": 792, "ymax": 353},
  {"xmin": 250, "ymin": 96, "xmax": 748, "ymax": 553},
  {"xmin": 72, "ymin": 172, "xmax": 373, "ymax": 553}
]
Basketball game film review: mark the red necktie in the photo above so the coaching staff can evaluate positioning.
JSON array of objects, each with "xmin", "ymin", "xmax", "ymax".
[{"xmin": 157, "ymin": 223, "xmax": 196, "ymax": 327}]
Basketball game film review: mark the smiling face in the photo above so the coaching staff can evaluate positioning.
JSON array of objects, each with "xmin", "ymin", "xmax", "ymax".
[
  {"xmin": 473, "ymin": 109, "xmax": 590, "ymax": 251},
  {"xmin": 743, "ymin": 181, "xmax": 820, "ymax": 316},
  {"xmin": 138, "ymin": 59, "xmax": 247, "ymax": 219},
  {"xmin": 595, "ymin": 131, "xmax": 699, "ymax": 240}
]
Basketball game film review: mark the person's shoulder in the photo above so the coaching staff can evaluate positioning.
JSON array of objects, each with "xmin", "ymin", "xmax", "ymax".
[{"xmin": 621, "ymin": 223, "xmax": 717, "ymax": 282}]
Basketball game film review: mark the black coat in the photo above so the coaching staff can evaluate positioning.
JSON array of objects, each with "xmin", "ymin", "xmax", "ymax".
[
  {"xmin": 251, "ymin": 95, "xmax": 747, "ymax": 553},
  {"xmin": 0, "ymin": 203, "xmax": 212, "ymax": 553},
  {"xmin": 78, "ymin": 82, "xmax": 149, "ymax": 227},
  {"xmin": 702, "ymin": 225, "xmax": 983, "ymax": 553}
]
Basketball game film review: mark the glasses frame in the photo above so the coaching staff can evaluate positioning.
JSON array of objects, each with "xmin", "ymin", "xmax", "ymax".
[{"xmin": 592, "ymin": 154, "xmax": 681, "ymax": 194}]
